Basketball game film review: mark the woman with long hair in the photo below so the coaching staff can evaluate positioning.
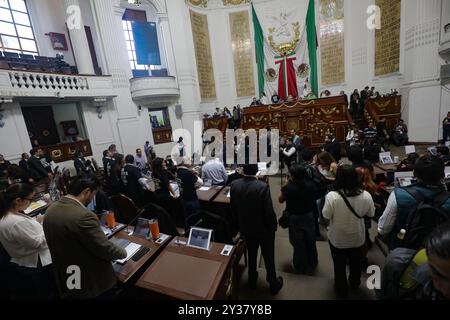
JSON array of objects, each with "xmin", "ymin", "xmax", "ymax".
[
  {"xmin": 279, "ymin": 165, "xmax": 318, "ymax": 274},
  {"xmin": 315, "ymin": 151, "xmax": 338, "ymax": 181},
  {"xmin": 0, "ymin": 184, "xmax": 55, "ymax": 299},
  {"xmin": 322, "ymin": 165, "xmax": 375, "ymax": 297}
]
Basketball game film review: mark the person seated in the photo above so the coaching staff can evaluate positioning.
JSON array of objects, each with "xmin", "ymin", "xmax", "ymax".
[
  {"xmin": 363, "ymin": 122, "xmax": 378, "ymax": 141},
  {"xmin": 201, "ymin": 158, "xmax": 228, "ymax": 186},
  {"xmin": 363, "ymin": 139, "xmax": 382, "ymax": 164},
  {"xmin": 436, "ymin": 144, "xmax": 450, "ymax": 165},
  {"xmin": 393, "ymin": 119, "xmax": 409, "ymax": 146},
  {"xmin": 250, "ymin": 97, "xmax": 261, "ymax": 107},
  {"xmin": 396, "ymin": 152, "xmax": 420, "ymax": 172},
  {"xmin": 6, "ymin": 164, "xmax": 33, "ymax": 185},
  {"xmin": 213, "ymin": 108, "xmax": 223, "ymax": 117},
  {"xmin": 260, "ymin": 92, "xmax": 270, "ymax": 105},
  {"xmin": 271, "ymin": 92, "xmax": 281, "ymax": 104},
  {"xmin": 0, "ymin": 154, "xmax": 11, "ymax": 178}
]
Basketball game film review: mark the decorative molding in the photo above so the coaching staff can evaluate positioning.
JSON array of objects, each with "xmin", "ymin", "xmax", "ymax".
[
  {"xmin": 130, "ymin": 76, "xmax": 180, "ymax": 107},
  {"xmin": 405, "ymin": 19, "xmax": 440, "ymax": 51},
  {"xmin": 188, "ymin": 0, "xmax": 208, "ymax": 8},
  {"xmin": 352, "ymin": 47, "xmax": 367, "ymax": 66},
  {"xmin": 222, "ymin": 0, "xmax": 250, "ymax": 6}
]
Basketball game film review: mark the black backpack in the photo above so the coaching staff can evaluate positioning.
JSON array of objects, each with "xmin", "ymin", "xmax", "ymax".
[
  {"xmin": 305, "ymin": 165, "xmax": 328, "ymax": 199},
  {"xmin": 398, "ymin": 188, "xmax": 450, "ymax": 250}
]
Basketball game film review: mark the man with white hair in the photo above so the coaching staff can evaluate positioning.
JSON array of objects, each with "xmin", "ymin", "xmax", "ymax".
[{"xmin": 177, "ymin": 157, "xmax": 203, "ymax": 225}]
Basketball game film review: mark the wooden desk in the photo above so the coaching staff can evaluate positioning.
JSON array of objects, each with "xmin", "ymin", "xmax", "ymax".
[
  {"xmin": 112, "ymin": 231, "xmax": 172, "ymax": 284},
  {"xmin": 212, "ymin": 186, "xmax": 230, "ymax": 204},
  {"xmin": 135, "ymin": 237, "xmax": 235, "ymax": 300},
  {"xmin": 196, "ymin": 186, "xmax": 224, "ymax": 202}
]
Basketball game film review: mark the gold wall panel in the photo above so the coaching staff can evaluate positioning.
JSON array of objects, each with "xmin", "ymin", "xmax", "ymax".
[
  {"xmin": 190, "ymin": 10, "xmax": 217, "ymax": 102},
  {"xmin": 375, "ymin": 0, "xmax": 401, "ymax": 76},
  {"xmin": 229, "ymin": 11, "xmax": 255, "ymax": 98},
  {"xmin": 319, "ymin": 0, "xmax": 345, "ymax": 86}
]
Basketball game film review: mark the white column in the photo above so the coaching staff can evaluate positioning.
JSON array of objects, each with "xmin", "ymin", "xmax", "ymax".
[
  {"xmin": 157, "ymin": 15, "xmax": 177, "ymax": 77},
  {"xmin": 90, "ymin": 0, "xmax": 141, "ymax": 155},
  {"xmin": 166, "ymin": 0, "xmax": 202, "ymax": 142},
  {"xmin": 63, "ymin": 0, "xmax": 95, "ymax": 74}
]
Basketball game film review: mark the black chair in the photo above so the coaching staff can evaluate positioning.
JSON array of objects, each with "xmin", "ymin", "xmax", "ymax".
[
  {"xmin": 3, "ymin": 51, "xmax": 19, "ymax": 58},
  {"xmin": 19, "ymin": 53, "xmax": 34, "ymax": 60},
  {"xmin": 109, "ymin": 194, "xmax": 141, "ymax": 225},
  {"xmin": 141, "ymin": 203, "xmax": 180, "ymax": 236},
  {"xmin": 186, "ymin": 210, "xmax": 234, "ymax": 245}
]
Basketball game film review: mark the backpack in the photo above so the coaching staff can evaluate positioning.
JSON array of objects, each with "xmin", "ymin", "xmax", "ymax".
[
  {"xmin": 305, "ymin": 165, "xmax": 328, "ymax": 199},
  {"xmin": 398, "ymin": 188, "xmax": 450, "ymax": 250},
  {"xmin": 377, "ymin": 248, "xmax": 428, "ymax": 300}
]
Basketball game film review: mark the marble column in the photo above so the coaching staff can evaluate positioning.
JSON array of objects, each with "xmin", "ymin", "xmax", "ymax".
[{"xmin": 63, "ymin": 0, "xmax": 95, "ymax": 74}]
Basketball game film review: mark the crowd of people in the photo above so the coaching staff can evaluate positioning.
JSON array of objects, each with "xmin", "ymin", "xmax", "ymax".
[{"xmin": 1, "ymin": 119, "xmax": 450, "ymax": 300}]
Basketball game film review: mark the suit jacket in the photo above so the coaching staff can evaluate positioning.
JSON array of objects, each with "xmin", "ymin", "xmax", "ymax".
[
  {"xmin": 230, "ymin": 177, "xmax": 277, "ymax": 238},
  {"xmin": 28, "ymin": 155, "xmax": 48, "ymax": 180},
  {"xmin": 43, "ymin": 197, "xmax": 126, "ymax": 300},
  {"xmin": 325, "ymin": 139, "xmax": 342, "ymax": 161}
]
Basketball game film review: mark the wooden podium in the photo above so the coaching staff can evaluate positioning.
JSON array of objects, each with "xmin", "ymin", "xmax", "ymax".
[
  {"xmin": 242, "ymin": 96, "xmax": 351, "ymax": 148},
  {"xmin": 364, "ymin": 96, "xmax": 402, "ymax": 131}
]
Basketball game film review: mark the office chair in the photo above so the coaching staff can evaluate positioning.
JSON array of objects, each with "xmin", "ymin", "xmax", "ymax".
[{"xmin": 109, "ymin": 194, "xmax": 140, "ymax": 225}]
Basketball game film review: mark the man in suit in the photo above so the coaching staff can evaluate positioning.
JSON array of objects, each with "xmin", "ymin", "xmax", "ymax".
[
  {"xmin": 43, "ymin": 175, "xmax": 127, "ymax": 300},
  {"xmin": 230, "ymin": 164, "xmax": 283, "ymax": 296},
  {"xmin": 121, "ymin": 155, "xmax": 144, "ymax": 205},
  {"xmin": 28, "ymin": 148, "xmax": 50, "ymax": 181},
  {"xmin": 324, "ymin": 134, "xmax": 342, "ymax": 162}
]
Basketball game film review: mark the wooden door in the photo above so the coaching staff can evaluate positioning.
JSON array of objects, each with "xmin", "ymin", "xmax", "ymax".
[{"xmin": 21, "ymin": 106, "xmax": 60, "ymax": 147}]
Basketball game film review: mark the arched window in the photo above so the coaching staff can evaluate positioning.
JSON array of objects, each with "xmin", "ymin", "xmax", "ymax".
[
  {"xmin": 0, "ymin": 0, "xmax": 38, "ymax": 55},
  {"xmin": 122, "ymin": 8, "xmax": 162, "ymax": 77}
]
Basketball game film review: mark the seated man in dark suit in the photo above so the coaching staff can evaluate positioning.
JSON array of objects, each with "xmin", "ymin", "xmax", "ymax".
[
  {"xmin": 28, "ymin": 148, "xmax": 50, "ymax": 181},
  {"xmin": 230, "ymin": 164, "xmax": 283, "ymax": 296}
]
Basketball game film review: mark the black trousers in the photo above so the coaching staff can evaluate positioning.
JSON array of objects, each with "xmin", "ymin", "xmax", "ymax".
[
  {"xmin": 246, "ymin": 233, "xmax": 277, "ymax": 285},
  {"xmin": 329, "ymin": 242, "xmax": 363, "ymax": 295}
]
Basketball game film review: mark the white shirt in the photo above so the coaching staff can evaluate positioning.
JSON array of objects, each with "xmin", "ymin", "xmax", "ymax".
[
  {"xmin": 202, "ymin": 159, "xmax": 228, "ymax": 185},
  {"xmin": 322, "ymin": 191, "xmax": 375, "ymax": 249},
  {"xmin": 378, "ymin": 192, "xmax": 398, "ymax": 236},
  {"xmin": 0, "ymin": 212, "xmax": 52, "ymax": 268},
  {"xmin": 260, "ymin": 96, "xmax": 270, "ymax": 105},
  {"xmin": 283, "ymin": 146, "xmax": 296, "ymax": 158}
]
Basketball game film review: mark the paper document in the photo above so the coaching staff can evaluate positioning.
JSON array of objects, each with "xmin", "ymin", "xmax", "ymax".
[
  {"xmin": 24, "ymin": 200, "xmax": 47, "ymax": 214},
  {"xmin": 116, "ymin": 243, "xmax": 141, "ymax": 264},
  {"xmin": 199, "ymin": 187, "xmax": 210, "ymax": 191}
]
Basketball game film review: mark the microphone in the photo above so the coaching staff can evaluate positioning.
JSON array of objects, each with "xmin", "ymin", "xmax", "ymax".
[{"xmin": 183, "ymin": 218, "xmax": 203, "ymax": 237}]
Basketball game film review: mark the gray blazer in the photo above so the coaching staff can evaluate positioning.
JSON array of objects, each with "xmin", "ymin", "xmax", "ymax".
[{"xmin": 43, "ymin": 197, "xmax": 126, "ymax": 299}]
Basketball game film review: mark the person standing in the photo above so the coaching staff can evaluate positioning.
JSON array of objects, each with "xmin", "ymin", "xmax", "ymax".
[
  {"xmin": 177, "ymin": 137, "xmax": 185, "ymax": 158},
  {"xmin": 144, "ymin": 141, "xmax": 153, "ymax": 159},
  {"xmin": 0, "ymin": 184, "xmax": 55, "ymax": 299},
  {"xmin": 322, "ymin": 165, "xmax": 375, "ymax": 297},
  {"xmin": 43, "ymin": 175, "xmax": 127, "ymax": 299},
  {"xmin": 443, "ymin": 112, "xmax": 450, "ymax": 142},
  {"xmin": 279, "ymin": 165, "xmax": 318, "ymax": 274},
  {"xmin": 230, "ymin": 164, "xmax": 283, "ymax": 295},
  {"xmin": 134, "ymin": 148, "xmax": 147, "ymax": 171},
  {"xmin": 177, "ymin": 157, "xmax": 203, "ymax": 225}
]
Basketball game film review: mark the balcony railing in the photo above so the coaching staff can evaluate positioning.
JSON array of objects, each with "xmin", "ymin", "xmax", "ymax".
[
  {"xmin": 0, "ymin": 69, "xmax": 116, "ymax": 99},
  {"xmin": 130, "ymin": 76, "xmax": 180, "ymax": 108}
]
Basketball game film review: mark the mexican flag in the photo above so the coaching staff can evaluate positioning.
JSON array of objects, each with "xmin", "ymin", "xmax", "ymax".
[{"xmin": 252, "ymin": 0, "xmax": 318, "ymax": 100}]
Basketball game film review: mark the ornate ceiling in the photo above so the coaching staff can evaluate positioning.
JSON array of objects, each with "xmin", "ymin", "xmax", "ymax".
[{"xmin": 187, "ymin": 0, "xmax": 250, "ymax": 8}]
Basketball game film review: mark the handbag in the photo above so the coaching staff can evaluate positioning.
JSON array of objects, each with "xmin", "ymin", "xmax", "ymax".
[{"xmin": 278, "ymin": 210, "xmax": 290, "ymax": 229}]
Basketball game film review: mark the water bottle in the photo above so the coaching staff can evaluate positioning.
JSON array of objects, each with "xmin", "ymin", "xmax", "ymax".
[{"xmin": 397, "ymin": 229, "xmax": 406, "ymax": 240}]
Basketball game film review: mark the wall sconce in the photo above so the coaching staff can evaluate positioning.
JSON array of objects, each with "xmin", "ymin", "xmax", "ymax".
[
  {"xmin": 96, "ymin": 105, "xmax": 103, "ymax": 119},
  {"xmin": 94, "ymin": 97, "xmax": 107, "ymax": 119}
]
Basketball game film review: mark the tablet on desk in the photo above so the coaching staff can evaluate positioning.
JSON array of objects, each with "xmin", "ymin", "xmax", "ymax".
[{"xmin": 187, "ymin": 227, "xmax": 213, "ymax": 251}]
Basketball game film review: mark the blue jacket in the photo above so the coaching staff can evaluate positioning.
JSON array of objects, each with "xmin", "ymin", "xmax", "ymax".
[{"xmin": 391, "ymin": 184, "xmax": 450, "ymax": 245}]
